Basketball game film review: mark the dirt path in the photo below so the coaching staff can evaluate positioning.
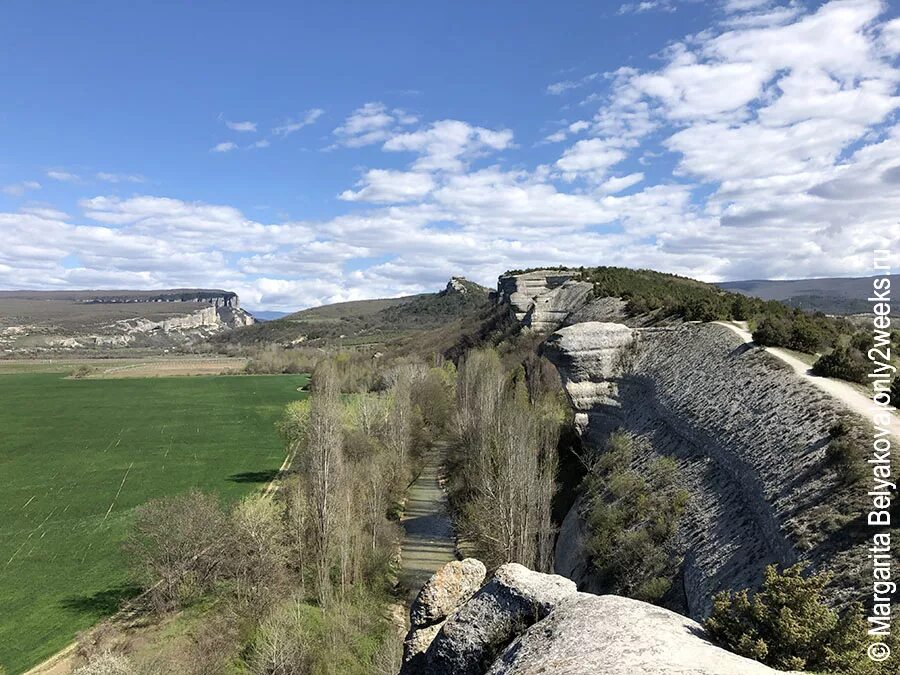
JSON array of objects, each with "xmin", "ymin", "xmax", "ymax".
[
  {"xmin": 715, "ymin": 321, "xmax": 899, "ymax": 442},
  {"xmin": 399, "ymin": 444, "xmax": 458, "ymax": 604}
]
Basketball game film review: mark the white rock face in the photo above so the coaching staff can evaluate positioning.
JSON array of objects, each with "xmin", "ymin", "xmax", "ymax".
[
  {"xmin": 497, "ymin": 271, "xmax": 591, "ymax": 332},
  {"xmin": 487, "ymin": 593, "xmax": 801, "ymax": 675},
  {"xmin": 542, "ymin": 322, "xmax": 636, "ymax": 434}
]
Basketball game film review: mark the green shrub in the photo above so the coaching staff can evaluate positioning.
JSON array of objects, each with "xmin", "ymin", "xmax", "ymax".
[
  {"xmin": 584, "ymin": 433, "xmax": 689, "ymax": 603},
  {"xmin": 706, "ymin": 564, "xmax": 896, "ymax": 674},
  {"xmin": 891, "ymin": 376, "xmax": 900, "ymax": 408},
  {"xmin": 825, "ymin": 436, "xmax": 866, "ymax": 485},
  {"xmin": 812, "ymin": 347, "xmax": 868, "ymax": 384}
]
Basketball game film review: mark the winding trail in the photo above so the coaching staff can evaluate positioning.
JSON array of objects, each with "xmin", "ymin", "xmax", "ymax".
[
  {"xmin": 715, "ymin": 320, "xmax": 899, "ymax": 443},
  {"xmin": 399, "ymin": 443, "xmax": 458, "ymax": 603}
]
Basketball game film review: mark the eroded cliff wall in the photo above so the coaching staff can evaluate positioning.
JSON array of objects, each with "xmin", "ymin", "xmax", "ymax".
[
  {"xmin": 493, "ymin": 272, "xmax": 867, "ymax": 620},
  {"xmin": 544, "ymin": 320, "xmax": 864, "ymax": 618}
]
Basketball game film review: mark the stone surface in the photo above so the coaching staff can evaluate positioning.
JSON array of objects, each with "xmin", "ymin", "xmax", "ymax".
[
  {"xmin": 486, "ymin": 593, "xmax": 801, "ymax": 674},
  {"xmin": 423, "ymin": 563, "xmax": 577, "ymax": 675},
  {"xmin": 524, "ymin": 280, "xmax": 593, "ymax": 332},
  {"xmin": 497, "ymin": 270, "xmax": 577, "ymax": 325},
  {"xmin": 403, "ymin": 621, "xmax": 444, "ymax": 670},
  {"xmin": 411, "ymin": 558, "xmax": 486, "ymax": 627}
]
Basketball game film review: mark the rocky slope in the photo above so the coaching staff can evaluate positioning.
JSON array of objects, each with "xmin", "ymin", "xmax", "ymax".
[
  {"xmin": 0, "ymin": 289, "xmax": 253, "ymax": 355},
  {"xmin": 401, "ymin": 559, "xmax": 797, "ymax": 674},
  {"xmin": 497, "ymin": 270, "xmax": 868, "ymax": 618}
]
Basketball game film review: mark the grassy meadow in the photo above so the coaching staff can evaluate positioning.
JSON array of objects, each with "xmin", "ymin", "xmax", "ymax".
[{"xmin": 0, "ymin": 370, "xmax": 307, "ymax": 673}]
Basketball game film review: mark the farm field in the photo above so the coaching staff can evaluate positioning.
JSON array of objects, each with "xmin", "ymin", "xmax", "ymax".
[
  {"xmin": 0, "ymin": 371, "xmax": 307, "ymax": 673},
  {"xmin": 0, "ymin": 356, "xmax": 248, "ymax": 377}
]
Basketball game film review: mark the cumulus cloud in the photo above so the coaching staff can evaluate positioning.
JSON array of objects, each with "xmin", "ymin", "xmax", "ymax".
[
  {"xmin": 210, "ymin": 141, "xmax": 238, "ymax": 153},
  {"xmin": 339, "ymin": 169, "xmax": 436, "ymax": 203},
  {"xmin": 332, "ymin": 102, "xmax": 418, "ymax": 148}
]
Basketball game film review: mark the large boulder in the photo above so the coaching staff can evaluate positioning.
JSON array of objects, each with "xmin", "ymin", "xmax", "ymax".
[
  {"xmin": 486, "ymin": 593, "xmax": 801, "ymax": 675},
  {"xmin": 423, "ymin": 563, "xmax": 577, "ymax": 675},
  {"xmin": 410, "ymin": 558, "xmax": 487, "ymax": 628}
]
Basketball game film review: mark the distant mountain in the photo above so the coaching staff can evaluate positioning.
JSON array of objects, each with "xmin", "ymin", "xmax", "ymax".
[
  {"xmin": 249, "ymin": 310, "xmax": 291, "ymax": 321},
  {"xmin": 717, "ymin": 274, "xmax": 900, "ymax": 315}
]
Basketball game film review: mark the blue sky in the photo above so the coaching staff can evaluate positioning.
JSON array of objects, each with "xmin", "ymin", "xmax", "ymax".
[{"xmin": 1, "ymin": 0, "xmax": 899, "ymax": 310}]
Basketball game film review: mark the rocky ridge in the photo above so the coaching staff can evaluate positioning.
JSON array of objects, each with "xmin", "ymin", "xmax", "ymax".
[
  {"xmin": 401, "ymin": 559, "xmax": 798, "ymax": 675},
  {"xmin": 497, "ymin": 270, "xmax": 867, "ymax": 618}
]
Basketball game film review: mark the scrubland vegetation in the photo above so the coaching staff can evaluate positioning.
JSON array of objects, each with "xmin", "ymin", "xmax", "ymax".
[
  {"xmin": 706, "ymin": 563, "xmax": 899, "ymax": 674},
  {"xmin": 581, "ymin": 432, "xmax": 689, "ymax": 603}
]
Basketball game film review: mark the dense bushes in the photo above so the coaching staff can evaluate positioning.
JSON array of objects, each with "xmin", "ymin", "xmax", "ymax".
[
  {"xmin": 582, "ymin": 432, "xmax": 689, "ymax": 602},
  {"xmin": 811, "ymin": 345, "xmax": 869, "ymax": 384},
  {"xmin": 706, "ymin": 564, "xmax": 897, "ymax": 674}
]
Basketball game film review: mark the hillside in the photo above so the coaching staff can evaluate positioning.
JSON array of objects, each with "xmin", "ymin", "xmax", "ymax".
[
  {"xmin": 0, "ymin": 289, "xmax": 253, "ymax": 356},
  {"xmin": 213, "ymin": 277, "xmax": 492, "ymax": 349},
  {"xmin": 718, "ymin": 274, "xmax": 900, "ymax": 315}
]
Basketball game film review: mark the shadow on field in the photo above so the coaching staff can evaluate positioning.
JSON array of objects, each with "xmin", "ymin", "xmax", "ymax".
[
  {"xmin": 227, "ymin": 469, "xmax": 280, "ymax": 483},
  {"xmin": 61, "ymin": 584, "xmax": 142, "ymax": 616}
]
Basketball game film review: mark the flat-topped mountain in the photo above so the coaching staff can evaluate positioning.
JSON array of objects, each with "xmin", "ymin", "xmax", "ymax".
[{"xmin": 0, "ymin": 288, "xmax": 253, "ymax": 355}]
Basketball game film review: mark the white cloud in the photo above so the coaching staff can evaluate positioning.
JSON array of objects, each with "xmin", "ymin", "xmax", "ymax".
[
  {"xmin": 46, "ymin": 170, "xmax": 80, "ymax": 182},
  {"xmin": 556, "ymin": 138, "xmax": 626, "ymax": 177},
  {"xmin": 546, "ymin": 73, "xmax": 600, "ymax": 95},
  {"xmin": 211, "ymin": 142, "xmax": 238, "ymax": 153},
  {"xmin": 332, "ymin": 102, "xmax": 417, "ymax": 148},
  {"xmin": 339, "ymin": 169, "xmax": 436, "ymax": 203},
  {"xmin": 249, "ymin": 139, "xmax": 271, "ymax": 149},
  {"xmin": 273, "ymin": 108, "xmax": 325, "ymax": 137},
  {"xmin": 1, "ymin": 181, "xmax": 41, "ymax": 197},
  {"xmin": 225, "ymin": 120, "xmax": 257, "ymax": 132},
  {"xmin": 383, "ymin": 120, "xmax": 514, "ymax": 172}
]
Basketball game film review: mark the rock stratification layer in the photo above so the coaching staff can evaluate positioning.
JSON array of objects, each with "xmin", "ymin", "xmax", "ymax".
[{"xmin": 543, "ymin": 319, "xmax": 860, "ymax": 616}]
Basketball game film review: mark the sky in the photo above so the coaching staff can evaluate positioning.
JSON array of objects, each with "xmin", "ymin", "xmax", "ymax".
[{"xmin": 1, "ymin": 0, "xmax": 899, "ymax": 312}]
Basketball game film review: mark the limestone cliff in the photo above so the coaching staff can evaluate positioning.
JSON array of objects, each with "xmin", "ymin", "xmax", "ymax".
[
  {"xmin": 494, "ymin": 272, "xmax": 868, "ymax": 620},
  {"xmin": 0, "ymin": 289, "xmax": 254, "ymax": 355}
]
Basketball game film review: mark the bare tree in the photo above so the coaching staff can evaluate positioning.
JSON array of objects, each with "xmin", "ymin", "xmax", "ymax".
[
  {"xmin": 297, "ymin": 360, "xmax": 344, "ymax": 606},
  {"xmin": 124, "ymin": 491, "xmax": 230, "ymax": 612}
]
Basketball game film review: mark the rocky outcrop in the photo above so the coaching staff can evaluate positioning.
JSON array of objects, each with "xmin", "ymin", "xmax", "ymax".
[
  {"xmin": 0, "ymin": 290, "xmax": 254, "ymax": 355},
  {"xmin": 404, "ymin": 559, "xmax": 487, "ymax": 669},
  {"xmin": 542, "ymin": 322, "xmax": 636, "ymax": 435},
  {"xmin": 410, "ymin": 559, "xmax": 487, "ymax": 627},
  {"xmin": 487, "ymin": 593, "xmax": 799, "ymax": 675},
  {"xmin": 497, "ymin": 271, "xmax": 591, "ymax": 332},
  {"xmin": 402, "ymin": 560, "xmax": 798, "ymax": 675},
  {"xmin": 402, "ymin": 562, "xmax": 578, "ymax": 675},
  {"xmin": 544, "ymin": 320, "xmax": 860, "ymax": 616}
]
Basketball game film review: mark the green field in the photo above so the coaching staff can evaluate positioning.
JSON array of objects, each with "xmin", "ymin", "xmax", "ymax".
[{"xmin": 0, "ymin": 372, "xmax": 307, "ymax": 673}]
